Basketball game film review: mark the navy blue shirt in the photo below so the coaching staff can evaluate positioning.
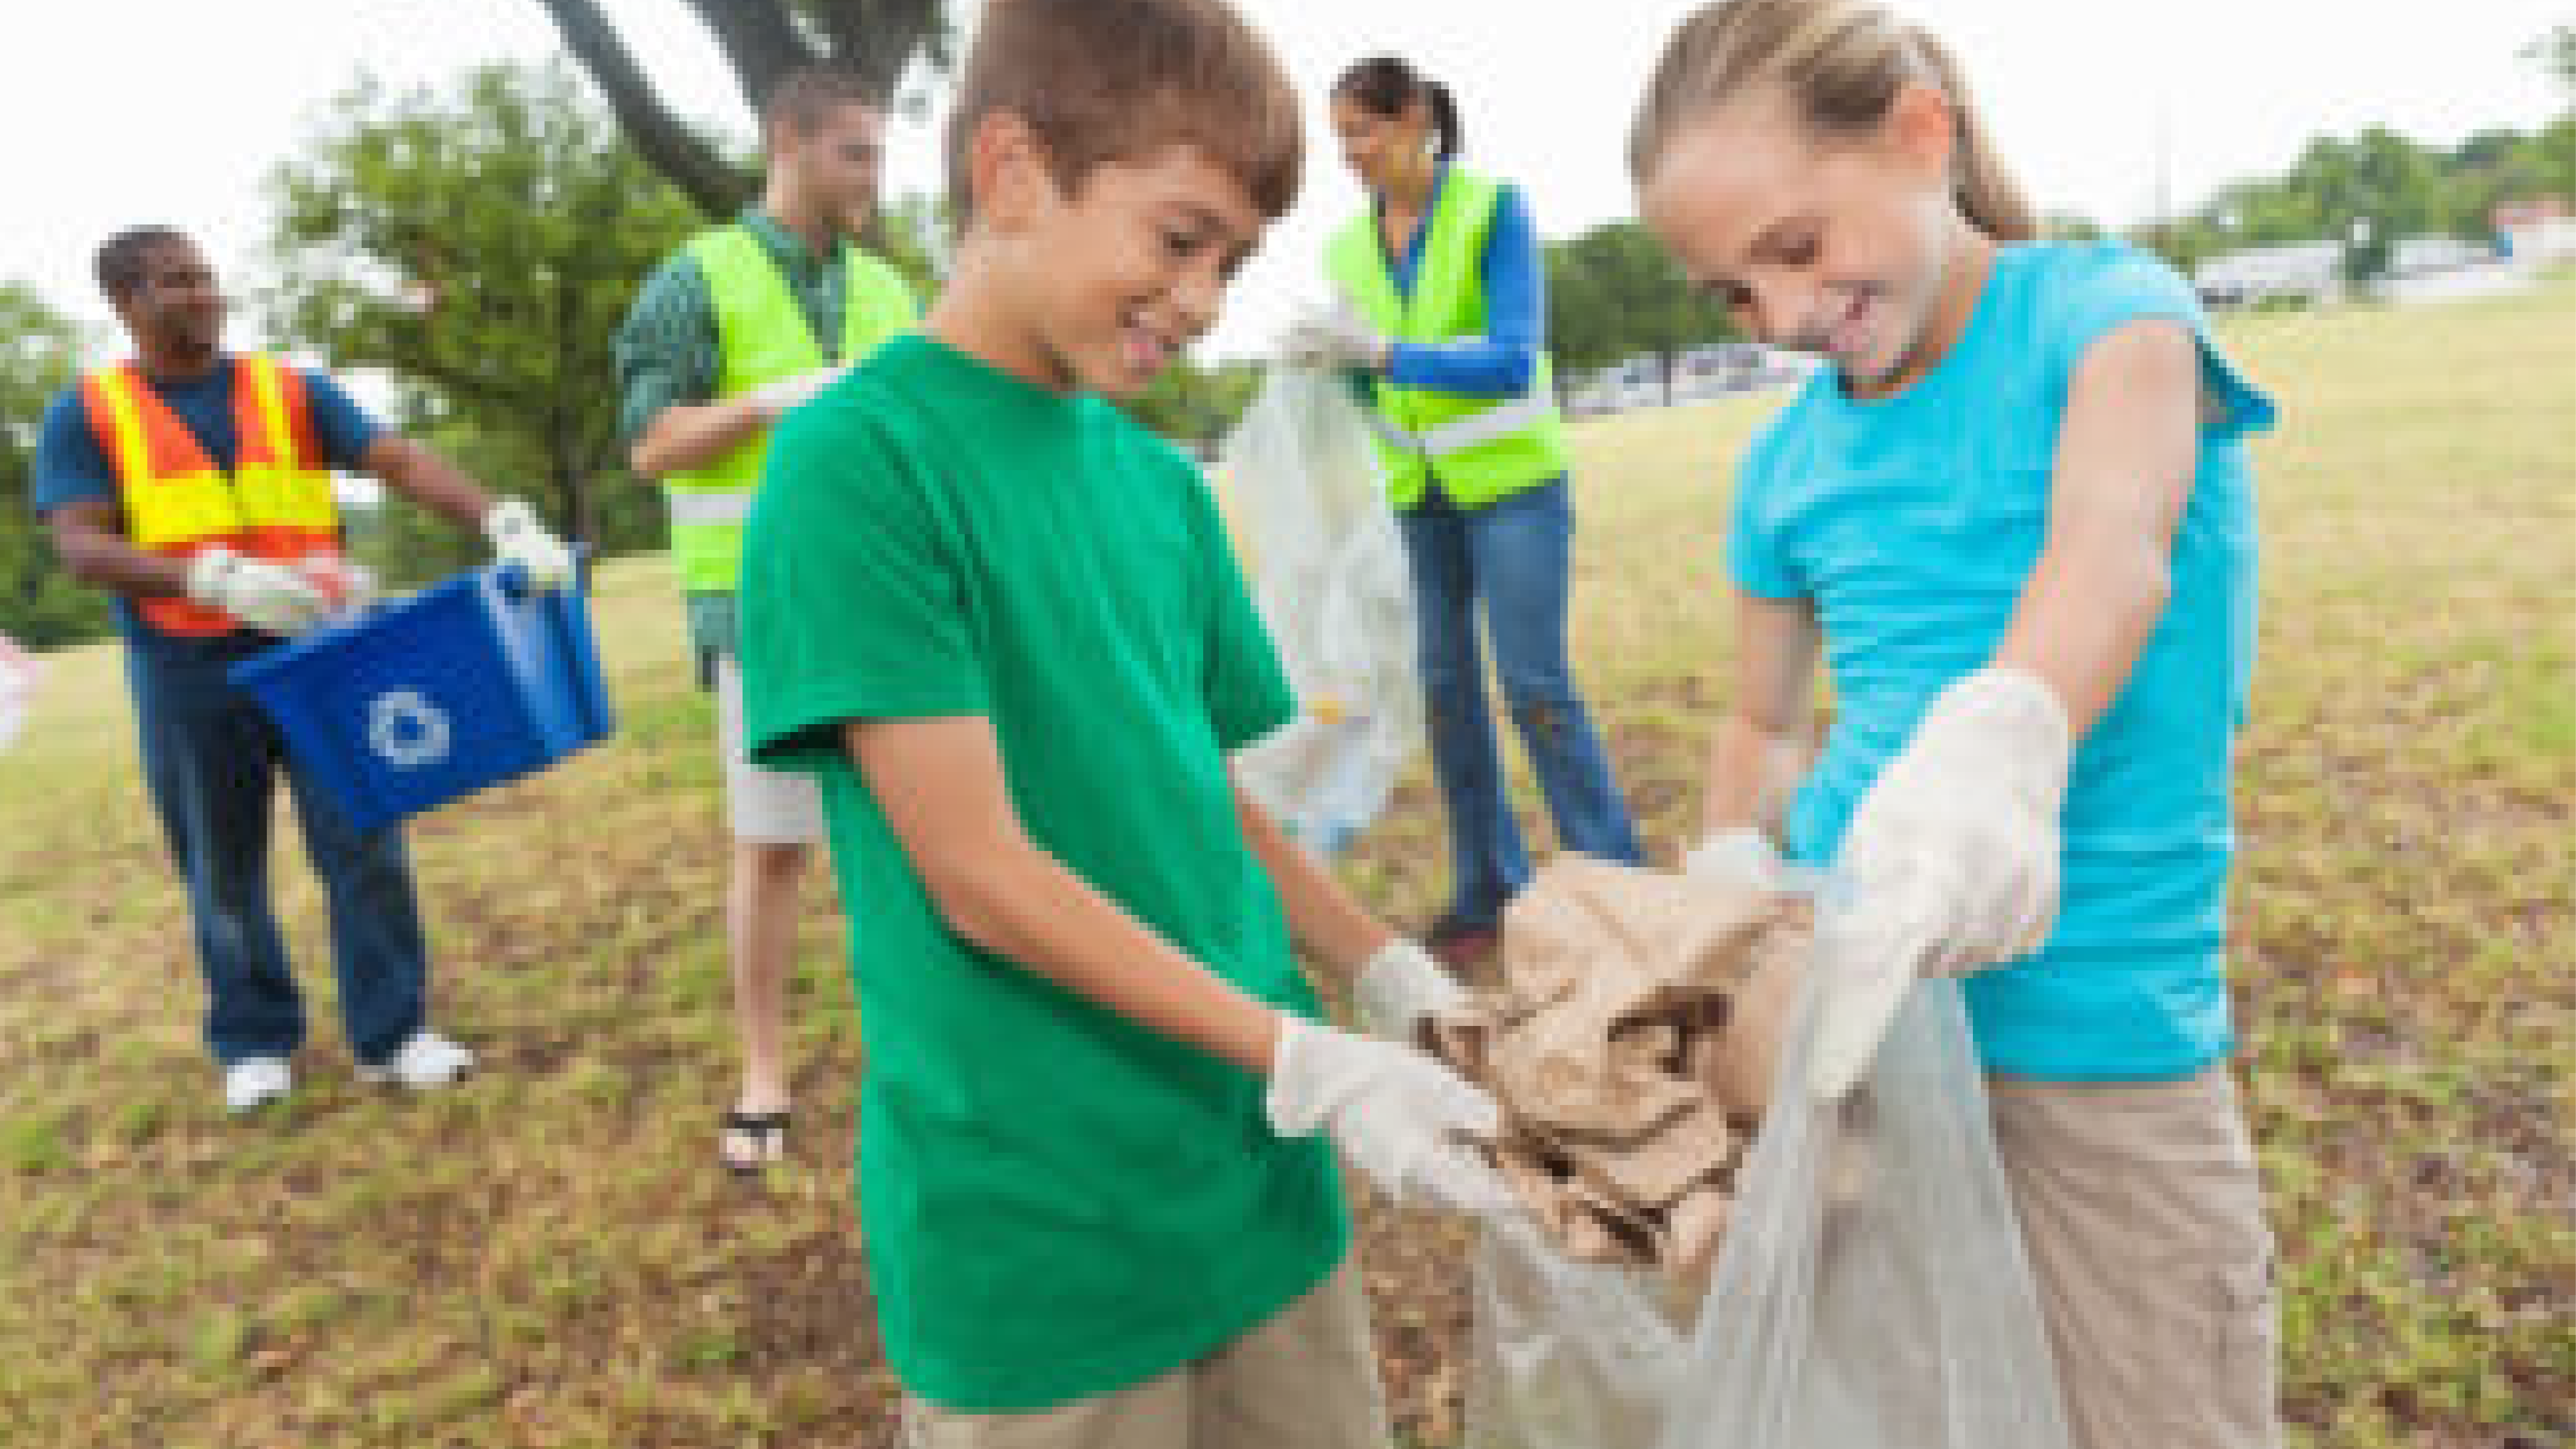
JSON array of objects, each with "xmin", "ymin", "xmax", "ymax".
[{"xmin": 32, "ymin": 357, "xmax": 381, "ymax": 652}]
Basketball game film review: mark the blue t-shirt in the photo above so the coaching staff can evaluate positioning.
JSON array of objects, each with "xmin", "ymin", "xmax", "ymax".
[
  {"xmin": 31, "ymin": 357, "xmax": 382, "ymax": 653},
  {"xmin": 1728, "ymin": 241, "xmax": 2275, "ymax": 1081}
]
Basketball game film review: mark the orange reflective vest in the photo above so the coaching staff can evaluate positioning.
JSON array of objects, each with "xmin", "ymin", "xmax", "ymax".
[{"xmin": 78, "ymin": 355, "xmax": 345, "ymax": 637}]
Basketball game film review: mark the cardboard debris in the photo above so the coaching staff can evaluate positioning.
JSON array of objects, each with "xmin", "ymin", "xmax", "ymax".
[{"xmin": 1420, "ymin": 856, "xmax": 1813, "ymax": 1275}]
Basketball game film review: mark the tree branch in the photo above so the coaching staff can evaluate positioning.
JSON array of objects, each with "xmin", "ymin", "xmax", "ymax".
[{"xmin": 532, "ymin": 0, "xmax": 750, "ymax": 218}]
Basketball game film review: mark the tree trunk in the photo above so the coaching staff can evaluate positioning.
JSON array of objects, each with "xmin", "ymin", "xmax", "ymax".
[{"xmin": 555, "ymin": 432, "xmax": 590, "ymax": 550}]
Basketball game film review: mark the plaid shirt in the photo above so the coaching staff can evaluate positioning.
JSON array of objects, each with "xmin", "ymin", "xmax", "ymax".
[
  {"xmin": 618, "ymin": 208, "xmax": 860, "ymax": 660},
  {"xmin": 614, "ymin": 208, "xmax": 858, "ymax": 450}
]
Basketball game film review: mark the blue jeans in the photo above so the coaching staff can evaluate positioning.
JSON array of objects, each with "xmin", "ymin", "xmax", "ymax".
[
  {"xmin": 126, "ymin": 636, "xmax": 430, "ymax": 1066},
  {"xmin": 1396, "ymin": 479, "xmax": 1643, "ymax": 926}
]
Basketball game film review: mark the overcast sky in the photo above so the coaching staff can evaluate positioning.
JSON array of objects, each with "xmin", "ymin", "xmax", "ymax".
[{"xmin": 5, "ymin": 0, "xmax": 2565, "ymax": 361}]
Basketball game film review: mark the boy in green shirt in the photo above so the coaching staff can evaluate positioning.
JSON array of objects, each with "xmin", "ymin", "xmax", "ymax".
[{"xmin": 738, "ymin": 1, "xmax": 1498, "ymax": 1442}]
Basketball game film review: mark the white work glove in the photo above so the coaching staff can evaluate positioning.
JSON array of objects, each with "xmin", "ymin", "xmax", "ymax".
[
  {"xmin": 185, "ymin": 547, "xmax": 335, "ymax": 637},
  {"xmin": 1809, "ymin": 665, "xmax": 2073, "ymax": 1100},
  {"xmin": 1279, "ymin": 301, "xmax": 1389, "ymax": 372},
  {"xmin": 1682, "ymin": 824, "xmax": 1793, "ymax": 892},
  {"xmin": 744, "ymin": 365, "xmax": 849, "ymax": 419},
  {"xmin": 482, "ymin": 498, "xmax": 576, "ymax": 592},
  {"xmin": 1352, "ymin": 937, "xmax": 1466, "ymax": 1040},
  {"xmin": 1265, "ymin": 1014, "xmax": 1512, "ymax": 1214}
]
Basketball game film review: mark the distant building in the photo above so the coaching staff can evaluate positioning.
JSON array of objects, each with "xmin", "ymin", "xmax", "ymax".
[{"xmin": 2492, "ymin": 197, "xmax": 2576, "ymax": 264}]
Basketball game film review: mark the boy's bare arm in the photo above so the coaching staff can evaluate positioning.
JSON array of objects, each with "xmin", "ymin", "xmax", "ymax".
[
  {"xmin": 1228, "ymin": 780, "xmax": 1393, "ymax": 986},
  {"xmin": 845, "ymin": 714, "xmax": 1285, "ymax": 1073},
  {"xmin": 1701, "ymin": 590, "xmax": 1822, "ymax": 841},
  {"xmin": 1993, "ymin": 320, "xmax": 2200, "ymax": 733}
]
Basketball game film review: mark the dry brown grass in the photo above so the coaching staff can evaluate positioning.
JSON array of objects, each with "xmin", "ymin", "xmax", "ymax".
[{"xmin": 2, "ymin": 281, "xmax": 2569, "ymax": 1447}]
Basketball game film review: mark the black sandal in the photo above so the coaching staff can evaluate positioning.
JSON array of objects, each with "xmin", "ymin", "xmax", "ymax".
[{"xmin": 720, "ymin": 1109, "xmax": 791, "ymax": 1175}]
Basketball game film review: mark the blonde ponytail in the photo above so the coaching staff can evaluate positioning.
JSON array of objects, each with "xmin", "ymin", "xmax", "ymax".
[
  {"xmin": 1629, "ymin": 0, "xmax": 2036, "ymax": 243},
  {"xmin": 1905, "ymin": 27, "xmax": 2035, "ymax": 241}
]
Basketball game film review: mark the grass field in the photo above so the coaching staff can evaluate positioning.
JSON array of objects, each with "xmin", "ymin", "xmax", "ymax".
[{"xmin": 2, "ymin": 279, "xmax": 2569, "ymax": 1448}]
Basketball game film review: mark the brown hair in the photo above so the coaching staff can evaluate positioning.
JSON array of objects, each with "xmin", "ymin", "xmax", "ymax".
[
  {"xmin": 944, "ymin": 0, "xmax": 1303, "ymax": 226},
  {"xmin": 762, "ymin": 65, "xmax": 880, "ymax": 139},
  {"xmin": 1629, "ymin": 0, "xmax": 2036, "ymax": 241}
]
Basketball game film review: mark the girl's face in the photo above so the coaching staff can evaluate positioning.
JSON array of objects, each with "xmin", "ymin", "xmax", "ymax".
[
  {"xmin": 1332, "ymin": 94, "xmax": 1430, "ymax": 198},
  {"xmin": 1640, "ymin": 83, "xmax": 1982, "ymax": 396}
]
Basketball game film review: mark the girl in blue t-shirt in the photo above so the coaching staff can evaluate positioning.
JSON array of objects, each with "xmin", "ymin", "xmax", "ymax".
[{"xmin": 1629, "ymin": 4, "xmax": 2281, "ymax": 1446}]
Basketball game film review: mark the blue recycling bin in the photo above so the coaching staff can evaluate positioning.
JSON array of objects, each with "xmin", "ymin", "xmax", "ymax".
[{"xmin": 229, "ymin": 562, "xmax": 615, "ymax": 833}]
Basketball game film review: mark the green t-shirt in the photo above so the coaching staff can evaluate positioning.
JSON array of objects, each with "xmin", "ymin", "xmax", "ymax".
[{"xmin": 738, "ymin": 334, "xmax": 1349, "ymax": 1411}]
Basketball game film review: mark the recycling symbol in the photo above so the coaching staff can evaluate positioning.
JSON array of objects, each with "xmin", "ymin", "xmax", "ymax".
[{"xmin": 368, "ymin": 689, "xmax": 452, "ymax": 771}]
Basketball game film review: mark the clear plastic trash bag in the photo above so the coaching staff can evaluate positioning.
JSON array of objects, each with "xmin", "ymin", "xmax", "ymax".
[
  {"xmin": 1460, "ymin": 894, "xmax": 2073, "ymax": 1449},
  {"xmin": 1216, "ymin": 368, "xmax": 1419, "ymax": 856}
]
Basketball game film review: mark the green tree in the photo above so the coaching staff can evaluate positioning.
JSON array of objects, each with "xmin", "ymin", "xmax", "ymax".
[
  {"xmin": 265, "ymin": 62, "xmax": 704, "ymax": 575},
  {"xmin": 1546, "ymin": 220, "xmax": 1737, "ymax": 403},
  {"xmin": 0, "ymin": 284, "xmax": 113, "ymax": 648},
  {"xmin": 532, "ymin": 0, "xmax": 950, "ymax": 217}
]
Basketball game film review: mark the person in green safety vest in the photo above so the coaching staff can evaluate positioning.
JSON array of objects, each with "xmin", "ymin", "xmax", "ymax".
[
  {"xmin": 615, "ymin": 65, "xmax": 921, "ymax": 1175},
  {"xmin": 1284, "ymin": 55, "xmax": 1645, "ymax": 970}
]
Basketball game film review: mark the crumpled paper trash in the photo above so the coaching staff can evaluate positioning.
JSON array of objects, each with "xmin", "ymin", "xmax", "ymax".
[{"xmin": 1419, "ymin": 856, "xmax": 1812, "ymax": 1281}]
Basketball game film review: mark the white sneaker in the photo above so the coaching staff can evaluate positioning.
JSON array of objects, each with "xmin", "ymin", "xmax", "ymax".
[
  {"xmin": 223, "ymin": 1057, "xmax": 293, "ymax": 1113},
  {"xmin": 358, "ymin": 1031, "xmax": 475, "ymax": 1089}
]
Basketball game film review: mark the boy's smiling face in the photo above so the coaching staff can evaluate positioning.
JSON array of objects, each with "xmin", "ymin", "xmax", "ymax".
[{"xmin": 962, "ymin": 117, "xmax": 1268, "ymax": 398}]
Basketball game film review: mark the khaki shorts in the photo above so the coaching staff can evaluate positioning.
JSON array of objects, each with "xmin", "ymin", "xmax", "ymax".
[
  {"xmin": 902, "ymin": 1260, "xmax": 1389, "ymax": 1449},
  {"xmin": 1989, "ymin": 1066, "xmax": 2281, "ymax": 1449},
  {"xmin": 714, "ymin": 655, "xmax": 825, "ymax": 845}
]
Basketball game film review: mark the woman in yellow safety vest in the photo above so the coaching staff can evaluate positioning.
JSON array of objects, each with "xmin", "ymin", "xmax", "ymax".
[{"xmin": 1286, "ymin": 56, "xmax": 1645, "ymax": 967}]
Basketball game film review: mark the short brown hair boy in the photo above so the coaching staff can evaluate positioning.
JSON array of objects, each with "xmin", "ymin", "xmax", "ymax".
[{"xmin": 943, "ymin": 0, "xmax": 1303, "ymax": 225}]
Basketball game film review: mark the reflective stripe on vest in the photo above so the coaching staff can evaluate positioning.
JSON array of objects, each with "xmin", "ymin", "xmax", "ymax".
[
  {"xmin": 79, "ymin": 355, "xmax": 344, "ymax": 637},
  {"xmin": 1357, "ymin": 391, "xmax": 1554, "ymax": 459},
  {"xmin": 1325, "ymin": 166, "xmax": 1571, "ymax": 512},
  {"xmin": 663, "ymin": 224, "xmax": 918, "ymax": 592},
  {"xmin": 665, "ymin": 489, "xmax": 753, "ymax": 527}
]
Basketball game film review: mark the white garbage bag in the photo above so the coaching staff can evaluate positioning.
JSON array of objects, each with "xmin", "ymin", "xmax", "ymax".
[
  {"xmin": 1217, "ymin": 369, "xmax": 1419, "ymax": 856},
  {"xmin": 1654, "ymin": 905, "xmax": 2073, "ymax": 1449},
  {"xmin": 1457, "ymin": 889, "xmax": 2074, "ymax": 1449},
  {"xmin": 0, "ymin": 633, "xmax": 39, "ymax": 753}
]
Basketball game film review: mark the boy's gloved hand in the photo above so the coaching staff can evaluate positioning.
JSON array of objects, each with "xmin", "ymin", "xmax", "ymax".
[
  {"xmin": 1265, "ymin": 1014, "xmax": 1510, "ymax": 1214},
  {"xmin": 1279, "ymin": 302, "xmax": 1388, "ymax": 373},
  {"xmin": 1352, "ymin": 937, "xmax": 1464, "ymax": 1040},
  {"xmin": 482, "ymin": 498, "xmax": 577, "ymax": 592},
  {"xmin": 745, "ymin": 365, "xmax": 849, "ymax": 419},
  {"xmin": 185, "ymin": 546, "xmax": 336, "ymax": 636}
]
